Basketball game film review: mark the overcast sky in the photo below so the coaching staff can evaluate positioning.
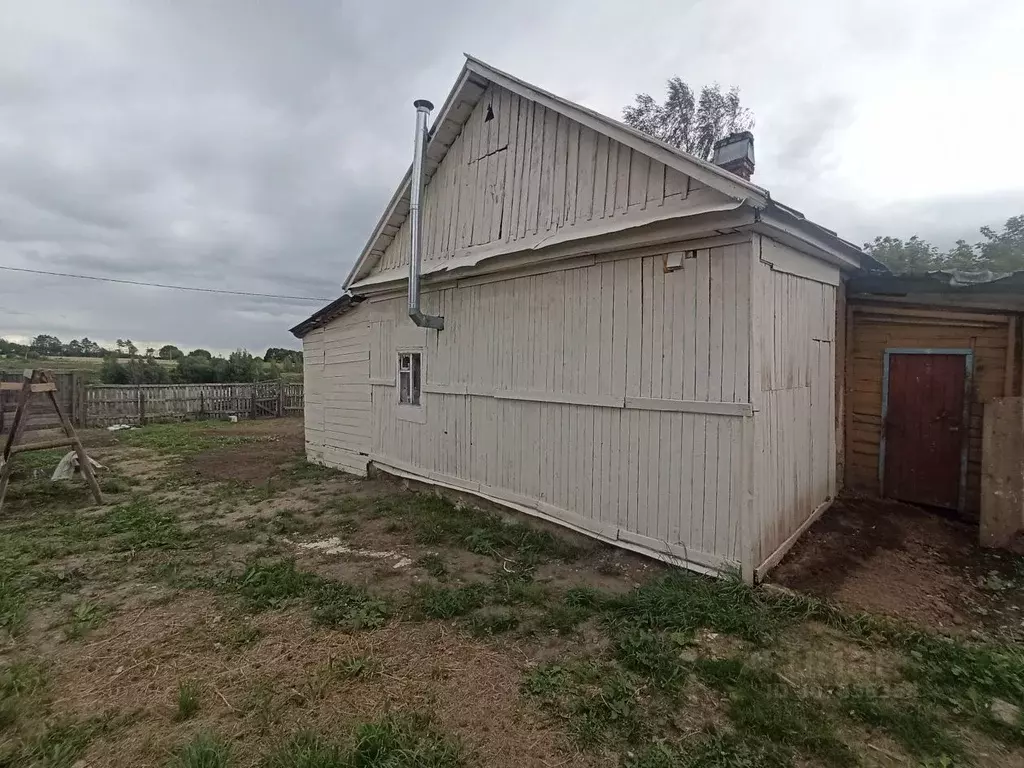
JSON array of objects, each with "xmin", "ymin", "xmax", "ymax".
[{"xmin": 2, "ymin": 0, "xmax": 1022, "ymax": 354}]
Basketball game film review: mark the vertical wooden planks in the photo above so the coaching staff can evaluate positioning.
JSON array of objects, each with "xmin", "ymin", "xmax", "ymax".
[
  {"xmin": 576, "ymin": 126, "xmax": 596, "ymax": 223},
  {"xmin": 646, "ymin": 161, "xmax": 665, "ymax": 208},
  {"xmin": 498, "ymin": 92, "xmax": 520, "ymax": 241},
  {"xmin": 628, "ymin": 153, "xmax": 649, "ymax": 210},
  {"xmin": 513, "ymin": 99, "xmax": 533, "ymax": 241},
  {"xmin": 614, "ymin": 145, "xmax": 631, "ymax": 214},
  {"xmin": 564, "ymin": 121, "xmax": 580, "ymax": 227},
  {"xmin": 664, "ymin": 167, "xmax": 688, "ymax": 200},
  {"xmin": 538, "ymin": 108, "xmax": 557, "ymax": 233},
  {"xmin": 552, "ymin": 114, "xmax": 569, "ymax": 230},
  {"xmin": 593, "ymin": 134, "xmax": 610, "ymax": 220},
  {"xmin": 526, "ymin": 105, "xmax": 545, "ymax": 235}
]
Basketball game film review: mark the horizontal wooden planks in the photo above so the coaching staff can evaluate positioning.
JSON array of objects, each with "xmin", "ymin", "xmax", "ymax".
[{"xmin": 844, "ymin": 305, "xmax": 1011, "ymax": 513}]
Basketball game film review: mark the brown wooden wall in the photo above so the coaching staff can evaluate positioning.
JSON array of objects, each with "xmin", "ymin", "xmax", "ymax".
[{"xmin": 844, "ymin": 302, "xmax": 1020, "ymax": 516}]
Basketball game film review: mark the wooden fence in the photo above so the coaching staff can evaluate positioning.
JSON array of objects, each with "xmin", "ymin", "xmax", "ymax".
[
  {"xmin": 83, "ymin": 380, "xmax": 304, "ymax": 428},
  {"xmin": 1, "ymin": 370, "xmax": 303, "ymax": 430},
  {"xmin": 1, "ymin": 371, "xmax": 83, "ymax": 435}
]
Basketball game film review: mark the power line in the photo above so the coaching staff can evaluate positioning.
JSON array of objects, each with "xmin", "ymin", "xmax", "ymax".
[{"xmin": 0, "ymin": 265, "xmax": 333, "ymax": 302}]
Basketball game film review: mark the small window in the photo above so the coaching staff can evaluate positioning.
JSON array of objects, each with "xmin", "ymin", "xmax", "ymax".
[{"xmin": 398, "ymin": 353, "xmax": 421, "ymax": 406}]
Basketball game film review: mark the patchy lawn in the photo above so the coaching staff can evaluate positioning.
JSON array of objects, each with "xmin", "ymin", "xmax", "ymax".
[{"xmin": 0, "ymin": 419, "xmax": 1022, "ymax": 767}]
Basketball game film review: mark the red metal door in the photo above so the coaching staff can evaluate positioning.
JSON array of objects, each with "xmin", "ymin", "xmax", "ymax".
[{"xmin": 883, "ymin": 353, "xmax": 967, "ymax": 508}]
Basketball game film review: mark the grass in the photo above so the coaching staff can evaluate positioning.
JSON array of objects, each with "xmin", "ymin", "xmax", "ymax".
[
  {"xmin": 347, "ymin": 713, "xmax": 464, "ymax": 768},
  {"xmin": 175, "ymin": 680, "xmax": 202, "ymax": 721},
  {"xmin": 65, "ymin": 600, "xmax": 108, "ymax": 639},
  {"xmin": 624, "ymin": 731, "xmax": 792, "ymax": 768},
  {"xmin": 101, "ymin": 497, "xmax": 187, "ymax": 551},
  {"xmin": 335, "ymin": 655, "xmax": 382, "ymax": 680},
  {"xmin": 264, "ymin": 731, "xmax": 344, "ymax": 767},
  {"xmin": 838, "ymin": 685, "xmax": 962, "ymax": 758},
  {"xmin": 3, "ymin": 419, "xmax": 1024, "ymax": 767},
  {"xmin": 227, "ymin": 559, "xmax": 390, "ymax": 630},
  {"xmin": 118, "ymin": 421, "xmax": 263, "ymax": 457},
  {"xmin": 263, "ymin": 715, "xmax": 464, "ymax": 768},
  {"xmin": 171, "ymin": 731, "xmax": 232, "ymax": 768},
  {"xmin": 5, "ymin": 715, "xmax": 118, "ymax": 768},
  {"xmin": 694, "ymin": 659, "xmax": 856, "ymax": 767},
  {"xmin": 415, "ymin": 553, "xmax": 448, "ymax": 580},
  {"xmin": 520, "ymin": 572, "xmax": 1024, "ymax": 764},
  {"xmin": 0, "ymin": 661, "xmax": 47, "ymax": 731},
  {"xmin": 373, "ymin": 493, "xmax": 580, "ymax": 563}
]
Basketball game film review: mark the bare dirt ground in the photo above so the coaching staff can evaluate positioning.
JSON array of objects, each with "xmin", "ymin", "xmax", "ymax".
[
  {"xmin": 772, "ymin": 494, "xmax": 1024, "ymax": 638},
  {"xmin": 1, "ymin": 418, "xmax": 1022, "ymax": 767}
]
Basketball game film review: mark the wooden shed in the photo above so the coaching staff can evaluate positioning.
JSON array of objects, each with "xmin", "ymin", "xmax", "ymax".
[
  {"xmin": 292, "ymin": 57, "xmax": 872, "ymax": 582},
  {"xmin": 843, "ymin": 271, "xmax": 1024, "ymax": 518}
]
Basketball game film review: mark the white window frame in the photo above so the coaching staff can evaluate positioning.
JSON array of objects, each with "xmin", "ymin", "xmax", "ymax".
[{"xmin": 396, "ymin": 348, "xmax": 426, "ymax": 423}]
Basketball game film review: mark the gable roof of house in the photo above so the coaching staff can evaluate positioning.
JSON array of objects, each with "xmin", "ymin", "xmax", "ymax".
[
  {"xmin": 291, "ymin": 57, "xmax": 875, "ymax": 336},
  {"xmin": 342, "ymin": 55, "xmax": 870, "ymax": 290}
]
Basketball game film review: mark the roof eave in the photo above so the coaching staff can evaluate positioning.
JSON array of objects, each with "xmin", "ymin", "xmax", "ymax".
[
  {"xmin": 289, "ymin": 294, "xmax": 365, "ymax": 338},
  {"xmin": 755, "ymin": 205, "xmax": 870, "ymax": 272}
]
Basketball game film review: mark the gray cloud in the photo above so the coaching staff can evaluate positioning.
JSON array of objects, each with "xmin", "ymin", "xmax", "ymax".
[{"xmin": 1, "ymin": 0, "xmax": 1022, "ymax": 353}]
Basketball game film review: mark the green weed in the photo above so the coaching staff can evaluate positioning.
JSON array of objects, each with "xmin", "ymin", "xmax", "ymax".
[
  {"xmin": 17, "ymin": 718, "xmax": 105, "ymax": 768},
  {"xmin": 523, "ymin": 660, "xmax": 652, "ymax": 747},
  {"xmin": 374, "ymin": 494, "xmax": 579, "ymax": 562},
  {"xmin": 347, "ymin": 713, "xmax": 464, "ymax": 767},
  {"xmin": 65, "ymin": 600, "xmax": 108, "ymax": 640},
  {"xmin": 310, "ymin": 582, "xmax": 390, "ymax": 631},
  {"xmin": 120, "ymin": 422, "xmax": 258, "ymax": 456},
  {"xmin": 225, "ymin": 622, "xmax": 263, "ymax": 648},
  {"xmin": 603, "ymin": 573, "xmax": 794, "ymax": 645},
  {"xmin": 336, "ymin": 655, "xmax": 383, "ymax": 680},
  {"xmin": 102, "ymin": 497, "xmax": 186, "ymax": 550},
  {"xmin": 263, "ymin": 731, "xmax": 344, "ymax": 767},
  {"xmin": 466, "ymin": 608, "xmax": 519, "ymax": 637},
  {"xmin": 233, "ymin": 560, "xmax": 319, "ymax": 611},
  {"xmin": 693, "ymin": 658, "xmax": 855, "ymax": 767},
  {"xmin": 0, "ymin": 661, "xmax": 47, "ymax": 731},
  {"xmin": 624, "ymin": 730, "xmax": 791, "ymax": 768},
  {"xmin": 410, "ymin": 584, "xmax": 489, "ymax": 620},
  {"xmin": 838, "ymin": 685, "xmax": 962, "ymax": 758},
  {"xmin": 416, "ymin": 553, "xmax": 448, "ymax": 580},
  {"xmin": 226, "ymin": 559, "xmax": 390, "ymax": 630},
  {"xmin": 175, "ymin": 680, "xmax": 202, "ymax": 721},
  {"xmin": 171, "ymin": 731, "xmax": 233, "ymax": 768},
  {"xmin": 613, "ymin": 628, "xmax": 686, "ymax": 691}
]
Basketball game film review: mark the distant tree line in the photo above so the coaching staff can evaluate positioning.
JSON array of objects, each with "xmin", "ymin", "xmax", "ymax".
[
  {"xmin": 865, "ymin": 214, "xmax": 1024, "ymax": 274},
  {"xmin": 0, "ymin": 335, "xmax": 302, "ymax": 385}
]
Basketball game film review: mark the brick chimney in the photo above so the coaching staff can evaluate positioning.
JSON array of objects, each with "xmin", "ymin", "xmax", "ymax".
[{"xmin": 712, "ymin": 131, "xmax": 755, "ymax": 180}]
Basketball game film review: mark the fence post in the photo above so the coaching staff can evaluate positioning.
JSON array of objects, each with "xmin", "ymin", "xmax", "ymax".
[
  {"xmin": 278, "ymin": 379, "xmax": 285, "ymax": 417},
  {"xmin": 68, "ymin": 372, "xmax": 79, "ymax": 426},
  {"xmin": 138, "ymin": 386, "xmax": 147, "ymax": 426},
  {"xmin": 250, "ymin": 384, "xmax": 257, "ymax": 420}
]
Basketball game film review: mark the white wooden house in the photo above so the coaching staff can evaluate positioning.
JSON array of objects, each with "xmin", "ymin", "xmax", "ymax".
[{"xmin": 291, "ymin": 57, "xmax": 871, "ymax": 581}]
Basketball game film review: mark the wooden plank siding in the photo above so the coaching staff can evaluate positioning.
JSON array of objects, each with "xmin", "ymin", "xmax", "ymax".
[
  {"xmin": 302, "ymin": 306, "xmax": 373, "ymax": 476},
  {"xmin": 844, "ymin": 302, "xmax": 1013, "ymax": 516},
  {"xmin": 368, "ymin": 85, "xmax": 714, "ymax": 279},
  {"xmin": 335, "ymin": 242, "xmax": 755, "ymax": 574},
  {"xmin": 751, "ymin": 236, "xmax": 839, "ymax": 573}
]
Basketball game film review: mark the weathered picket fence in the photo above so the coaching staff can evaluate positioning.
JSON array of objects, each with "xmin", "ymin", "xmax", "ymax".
[
  {"xmin": 1, "ymin": 372, "xmax": 304, "ymax": 430},
  {"xmin": 83, "ymin": 380, "xmax": 304, "ymax": 428},
  {"xmin": 0, "ymin": 371, "xmax": 83, "ymax": 434}
]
